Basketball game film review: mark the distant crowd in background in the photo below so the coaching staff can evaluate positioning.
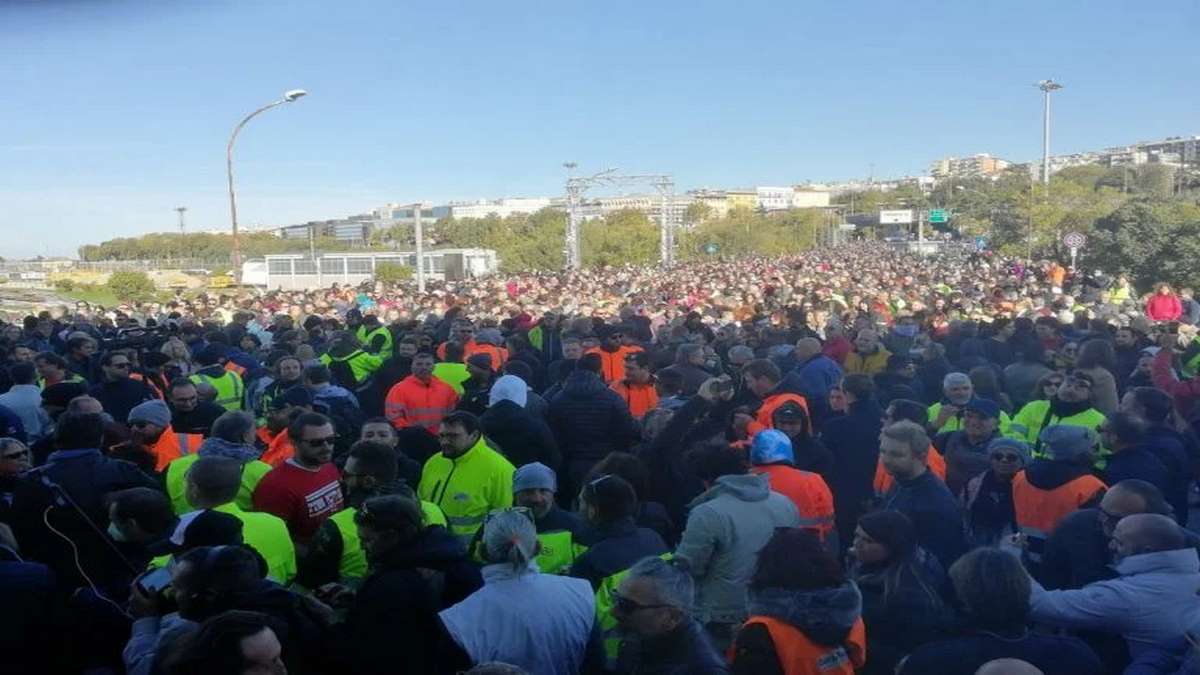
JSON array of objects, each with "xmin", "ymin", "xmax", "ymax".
[{"xmin": 3, "ymin": 243, "xmax": 1200, "ymax": 674}]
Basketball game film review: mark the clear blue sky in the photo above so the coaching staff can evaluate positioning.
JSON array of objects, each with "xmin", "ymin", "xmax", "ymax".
[{"xmin": 2, "ymin": 0, "xmax": 1197, "ymax": 257}]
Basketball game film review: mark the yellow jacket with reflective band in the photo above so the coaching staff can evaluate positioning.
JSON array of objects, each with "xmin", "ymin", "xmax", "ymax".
[
  {"xmin": 329, "ymin": 499, "xmax": 448, "ymax": 581},
  {"xmin": 431, "ymin": 362, "xmax": 471, "ymax": 396},
  {"xmin": 535, "ymin": 530, "xmax": 586, "ymax": 575},
  {"xmin": 1008, "ymin": 399, "xmax": 1109, "ymax": 470},
  {"xmin": 595, "ymin": 553, "xmax": 673, "ymax": 668},
  {"xmin": 928, "ymin": 401, "xmax": 1013, "ymax": 435},
  {"xmin": 355, "ymin": 325, "xmax": 394, "ymax": 361},
  {"xmin": 189, "ymin": 369, "xmax": 245, "ymax": 411},
  {"xmin": 418, "ymin": 437, "xmax": 514, "ymax": 543},
  {"xmin": 211, "ymin": 502, "xmax": 297, "ymax": 584},
  {"xmin": 165, "ymin": 454, "xmax": 271, "ymax": 515},
  {"xmin": 318, "ymin": 349, "xmax": 383, "ymax": 387}
]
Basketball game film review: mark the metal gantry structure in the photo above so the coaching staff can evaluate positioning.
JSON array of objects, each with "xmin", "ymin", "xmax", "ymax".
[{"xmin": 563, "ymin": 164, "xmax": 677, "ymax": 270}]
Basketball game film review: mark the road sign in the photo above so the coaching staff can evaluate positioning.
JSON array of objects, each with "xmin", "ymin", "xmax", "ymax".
[
  {"xmin": 879, "ymin": 209, "xmax": 913, "ymax": 224},
  {"xmin": 929, "ymin": 209, "xmax": 949, "ymax": 223},
  {"xmin": 703, "ymin": 243, "xmax": 719, "ymax": 255},
  {"xmin": 1063, "ymin": 231, "xmax": 1087, "ymax": 249}
]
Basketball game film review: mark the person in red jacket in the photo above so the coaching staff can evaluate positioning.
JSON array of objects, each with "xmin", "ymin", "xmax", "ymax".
[{"xmin": 1146, "ymin": 283, "xmax": 1183, "ymax": 322}]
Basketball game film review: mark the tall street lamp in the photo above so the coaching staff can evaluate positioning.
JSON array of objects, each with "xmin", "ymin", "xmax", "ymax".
[
  {"xmin": 1037, "ymin": 79, "xmax": 1063, "ymax": 186},
  {"xmin": 226, "ymin": 89, "xmax": 307, "ymax": 280}
]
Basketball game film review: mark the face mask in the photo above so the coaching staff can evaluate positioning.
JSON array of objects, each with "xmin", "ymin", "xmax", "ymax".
[{"xmin": 107, "ymin": 522, "xmax": 129, "ymax": 542}]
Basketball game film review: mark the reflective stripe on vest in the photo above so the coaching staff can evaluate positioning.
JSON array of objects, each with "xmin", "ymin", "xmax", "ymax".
[
  {"xmin": 191, "ymin": 371, "xmax": 245, "ymax": 412},
  {"xmin": 740, "ymin": 615, "xmax": 866, "ymax": 674},
  {"xmin": 151, "ymin": 429, "xmax": 204, "ymax": 472}
]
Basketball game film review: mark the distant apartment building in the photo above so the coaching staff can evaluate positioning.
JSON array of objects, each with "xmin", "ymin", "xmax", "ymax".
[
  {"xmin": 279, "ymin": 215, "xmax": 376, "ymax": 246},
  {"xmin": 373, "ymin": 203, "xmax": 452, "ymax": 226},
  {"xmin": 756, "ymin": 186, "xmax": 794, "ymax": 211},
  {"xmin": 588, "ymin": 193, "xmax": 693, "ymax": 225},
  {"xmin": 687, "ymin": 189, "xmax": 731, "ymax": 219},
  {"xmin": 448, "ymin": 197, "xmax": 553, "ymax": 219},
  {"xmin": 726, "ymin": 189, "xmax": 758, "ymax": 211},
  {"xmin": 814, "ymin": 176, "xmax": 934, "ymax": 196},
  {"xmin": 930, "ymin": 153, "xmax": 1011, "ymax": 179}
]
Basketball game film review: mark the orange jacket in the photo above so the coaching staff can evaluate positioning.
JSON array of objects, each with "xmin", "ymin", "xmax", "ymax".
[
  {"xmin": 224, "ymin": 361, "xmax": 248, "ymax": 377},
  {"xmin": 755, "ymin": 392, "xmax": 810, "ymax": 431},
  {"xmin": 256, "ymin": 427, "xmax": 296, "ymax": 467},
  {"xmin": 751, "ymin": 464, "xmax": 835, "ymax": 538},
  {"xmin": 611, "ymin": 379, "xmax": 659, "ymax": 420},
  {"xmin": 385, "ymin": 375, "xmax": 459, "ymax": 432},
  {"xmin": 437, "ymin": 339, "xmax": 477, "ymax": 361},
  {"xmin": 874, "ymin": 445, "xmax": 947, "ymax": 497},
  {"xmin": 464, "ymin": 343, "xmax": 509, "ymax": 370},
  {"xmin": 733, "ymin": 615, "xmax": 866, "ymax": 675},
  {"xmin": 586, "ymin": 346, "xmax": 637, "ymax": 383},
  {"xmin": 1012, "ymin": 470, "xmax": 1106, "ymax": 542},
  {"xmin": 149, "ymin": 428, "xmax": 205, "ymax": 472},
  {"xmin": 130, "ymin": 372, "xmax": 164, "ymax": 400}
]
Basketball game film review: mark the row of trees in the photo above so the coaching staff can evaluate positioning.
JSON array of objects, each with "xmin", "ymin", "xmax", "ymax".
[
  {"xmin": 834, "ymin": 163, "xmax": 1200, "ymax": 288},
  {"xmin": 74, "ymin": 162, "xmax": 1199, "ymax": 286}
]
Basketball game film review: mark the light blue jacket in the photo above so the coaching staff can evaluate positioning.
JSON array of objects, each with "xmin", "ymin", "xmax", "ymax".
[
  {"xmin": 440, "ymin": 562, "xmax": 595, "ymax": 675},
  {"xmin": 1030, "ymin": 548, "xmax": 1200, "ymax": 656}
]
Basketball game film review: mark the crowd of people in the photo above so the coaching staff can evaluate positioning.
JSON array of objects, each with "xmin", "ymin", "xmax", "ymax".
[{"xmin": 2, "ymin": 243, "xmax": 1200, "ymax": 675}]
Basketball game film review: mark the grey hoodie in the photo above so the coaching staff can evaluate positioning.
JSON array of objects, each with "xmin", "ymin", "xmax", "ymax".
[{"xmin": 676, "ymin": 473, "xmax": 801, "ymax": 624}]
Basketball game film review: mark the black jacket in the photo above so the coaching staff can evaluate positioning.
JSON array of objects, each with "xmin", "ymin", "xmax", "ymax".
[
  {"xmin": 899, "ymin": 629, "xmax": 1103, "ymax": 675},
  {"xmin": 10, "ymin": 448, "xmax": 158, "ymax": 589},
  {"xmin": 171, "ymin": 401, "xmax": 226, "ymax": 435},
  {"xmin": 853, "ymin": 554, "xmax": 950, "ymax": 675},
  {"xmin": 570, "ymin": 516, "xmax": 667, "ymax": 590},
  {"xmin": 1104, "ymin": 445, "xmax": 1170, "ymax": 500},
  {"xmin": 1039, "ymin": 508, "xmax": 1114, "ymax": 590},
  {"xmin": 879, "ymin": 471, "xmax": 968, "ymax": 570},
  {"xmin": 1144, "ymin": 425, "xmax": 1194, "ymax": 526},
  {"xmin": 88, "ymin": 378, "xmax": 157, "ymax": 425},
  {"xmin": 821, "ymin": 398, "xmax": 884, "ymax": 545},
  {"xmin": 480, "ymin": 399, "xmax": 560, "ymax": 470},
  {"xmin": 338, "ymin": 525, "xmax": 482, "ymax": 675},
  {"xmin": 549, "ymin": 371, "xmax": 638, "ymax": 480},
  {"xmin": 616, "ymin": 619, "xmax": 730, "ymax": 675}
]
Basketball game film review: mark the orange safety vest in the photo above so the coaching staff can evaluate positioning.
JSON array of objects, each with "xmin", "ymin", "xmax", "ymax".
[
  {"xmin": 751, "ymin": 464, "xmax": 835, "ymax": 538},
  {"xmin": 873, "ymin": 445, "xmax": 948, "ymax": 497},
  {"xmin": 149, "ymin": 428, "xmax": 205, "ymax": 472},
  {"xmin": 755, "ymin": 392, "xmax": 811, "ymax": 431},
  {"xmin": 586, "ymin": 346, "xmax": 635, "ymax": 383},
  {"xmin": 733, "ymin": 615, "xmax": 866, "ymax": 675},
  {"xmin": 385, "ymin": 375, "xmax": 459, "ymax": 432},
  {"xmin": 257, "ymin": 427, "xmax": 295, "ymax": 467},
  {"xmin": 611, "ymin": 379, "xmax": 659, "ymax": 419},
  {"xmin": 1012, "ymin": 470, "xmax": 1106, "ymax": 562},
  {"xmin": 464, "ymin": 343, "xmax": 509, "ymax": 370},
  {"xmin": 129, "ymin": 372, "xmax": 164, "ymax": 400},
  {"xmin": 437, "ymin": 339, "xmax": 478, "ymax": 361}
]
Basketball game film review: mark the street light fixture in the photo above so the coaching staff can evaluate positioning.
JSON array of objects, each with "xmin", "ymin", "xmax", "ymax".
[
  {"xmin": 1037, "ymin": 79, "xmax": 1063, "ymax": 186},
  {"xmin": 226, "ymin": 89, "xmax": 308, "ymax": 280}
]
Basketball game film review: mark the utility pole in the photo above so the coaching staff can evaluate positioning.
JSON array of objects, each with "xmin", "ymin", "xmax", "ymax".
[
  {"xmin": 411, "ymin": 203, "xmax": 425, "ymax": 293},
  {"xmin": 175, "ymin": 206, "xmax": 187, "ymax": 264},
  {"xmin": 1038, "ymin": 79, "xmax": 1063, "ymax": 186}
]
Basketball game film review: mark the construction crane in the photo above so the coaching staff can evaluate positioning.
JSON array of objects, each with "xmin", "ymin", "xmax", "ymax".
[{"xmin": 563, "ymin": 164, "xmax": 677, "ymax": 270}]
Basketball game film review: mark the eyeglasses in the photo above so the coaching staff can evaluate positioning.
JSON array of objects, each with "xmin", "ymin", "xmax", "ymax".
[
  {"xmin": 302, "ymin": 436, "xmax": 336, "ymax": 446},
  {"xmin": 990, "ymin": 453, "xmax": 1022, "ymax": 463},
  {"xmin": 610, "ymin": 589, "xmax": 672, "ymax": 614}
]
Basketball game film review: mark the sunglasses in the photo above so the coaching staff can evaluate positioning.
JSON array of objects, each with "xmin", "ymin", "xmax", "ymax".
[
  {"xmin": 610, "ymin": 589, "xmax": 672, "ymax": 614},
  {"xmin": 990, "ymin": 453, "xmax": 1022, "ymax": 463}
]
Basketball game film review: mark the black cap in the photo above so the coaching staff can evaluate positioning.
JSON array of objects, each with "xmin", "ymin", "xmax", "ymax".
[
  {"xmin": 147, "ymin": 509, "xmax": 244, "ymax": 556},
  {"xmin": 771, "ymin": 402, "xmax": 806, "ymax": 422}
]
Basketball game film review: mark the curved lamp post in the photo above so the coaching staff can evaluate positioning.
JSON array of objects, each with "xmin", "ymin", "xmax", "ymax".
[{"xmin": 226, "ymin": 89, "xmax": 307, "ymax": 280}]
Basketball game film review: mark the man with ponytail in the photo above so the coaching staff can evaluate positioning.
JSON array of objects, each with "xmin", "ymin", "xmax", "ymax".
[{"xmin": 439, "ymin": 509, "xmax": 602, "ymax": 675}]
